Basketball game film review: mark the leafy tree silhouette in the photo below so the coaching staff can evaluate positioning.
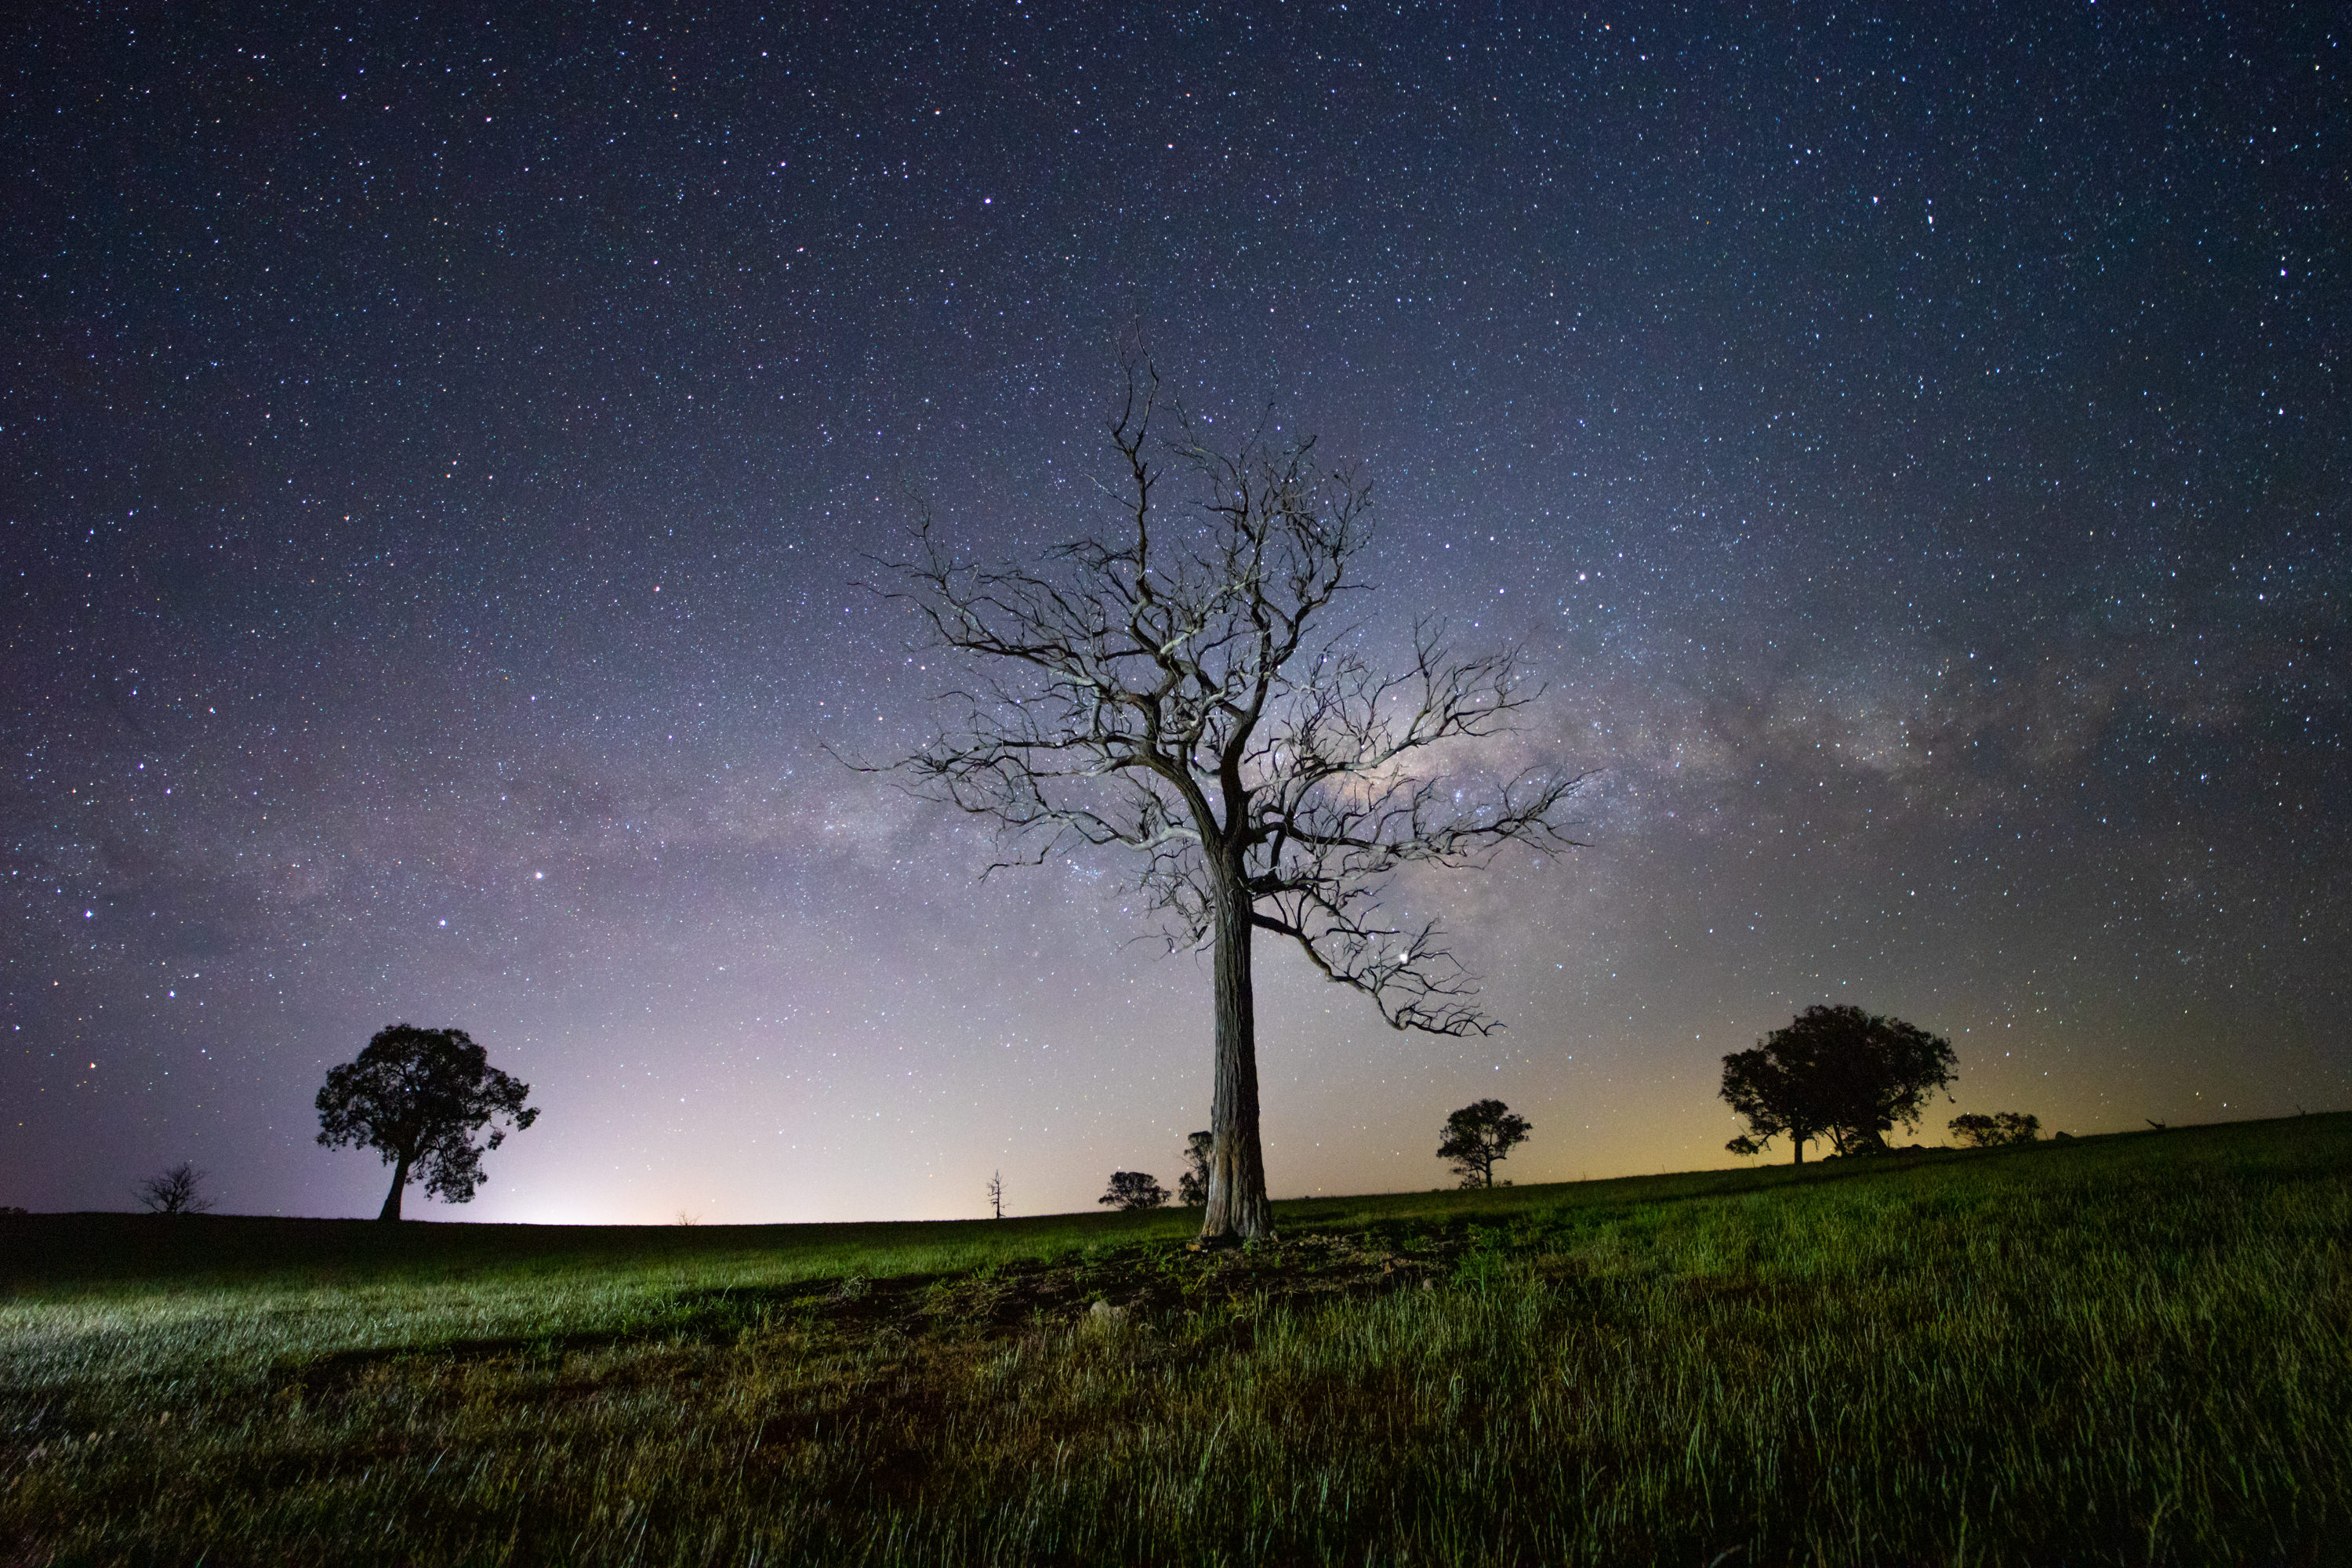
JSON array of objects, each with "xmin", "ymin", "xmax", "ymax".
[
  {"xmin": 1950, "ymin": 1111, "xmax": 2040, "ymax": 1147},
  {"xmin": 316, "ymin": 1025, "xmax": 538, "ymax": 1221},
  {"xmin": 1436, "ymin": 1099, "xmax": 1531, "ymax": 1188},
  {"xmin": 1098, "ymin": 1170, "xmax": 1170, "ymax": 1211},
  {"xmin": 1177, "ymin": 1131, "xmax": 1214, "ymax": 1205},
  {"xmin": 1722, "ymin": 1005, "xmax": 1955, "ymax": 1164}
]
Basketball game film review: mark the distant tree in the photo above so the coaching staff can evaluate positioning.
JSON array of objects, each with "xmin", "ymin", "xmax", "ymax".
[
  {"xmin": 315, "ymin": 1024, "xmax": 539, "ymax": 1221},
  {"xmin": 1949, "ymin": 1111, "xmax": 2040, "ymax": 1148},
  {"xmin": 1721, "ymin": 1005, "xmax": 1957, "ymax": 1164},
  {"xmin": 1436, "ymin": 1098, "xmax": 1532, "ymax": 1188},
  {"xmin": 986, "ymin": 1170, "xmax": 1006, "ymax": 1219},
  {"xmin": 135, "ymin": 1161, "xmax": 213, "ymax": 1214},
  {"xmin": 1177, "ymin": 1131, "xmax": 1214, "ymax": 1206},
  {"xmin": 857, "ymin": 365, "xmax": 1586, "ymax": 1242},
  {"xmin": 1098, "ymin": 1171, "xmax": 1171, "ymax": 1211}
]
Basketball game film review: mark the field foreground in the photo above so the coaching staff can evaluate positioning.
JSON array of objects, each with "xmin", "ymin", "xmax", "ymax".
[{"xmin": 4, "ymin": 1117, "xmax": 2349, "ymax": 1565}]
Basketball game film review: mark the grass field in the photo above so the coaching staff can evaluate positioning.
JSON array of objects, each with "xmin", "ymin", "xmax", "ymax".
[{"xmin": 3, "ymin": 1115, "xmax": 2347, "ymax": 1565}]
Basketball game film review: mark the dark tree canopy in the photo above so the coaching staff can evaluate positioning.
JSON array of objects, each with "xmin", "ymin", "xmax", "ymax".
[
  {"xmin": 865, "ymin": 367, "xmax": 1584, "ymax": 1241},
  {"xmin": 1721, "ymin": 1004, "xmax": 1957, "ymax": 1165},
  {"xmin": 135, "ymin": 1161, "xmax": 213, "ymax": 1215},
  {"xmin": 1099, "ymin": 1170, "xmax": 1171, "ymax": 1211},
  {"xmin": 1177, "ymin": 1130, "xmax": 1214, "ymax": 1206},
  {"xmin": 1950, "ymin": 1111, "xmax": 2040, "ymax": 1148},
  {"xmin": 316, "ymin": 1024, "xmax": 539, "ymax": 1221},
  {"xmin": 1436, "ymin": 1098, "xmax": 1532, "ymax": 1188}
]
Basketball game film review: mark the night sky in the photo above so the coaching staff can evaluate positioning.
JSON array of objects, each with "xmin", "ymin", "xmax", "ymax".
[{"xmin": 5, "ymin": 3, "xmax": 2344, "ymax": 1225}]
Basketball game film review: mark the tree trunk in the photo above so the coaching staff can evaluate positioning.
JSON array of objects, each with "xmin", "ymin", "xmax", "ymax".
[
  {"xmin": 1791, "ymin": 1134, "xmax": 1805, "ymax": 1167},
  {"xmin": 1200, "ymin": 875, "xmax": 1273, "ymax": 1243},
  {"xmin": 379, "ymin": 1152, "xmax": 414, "ymax": 1221}
]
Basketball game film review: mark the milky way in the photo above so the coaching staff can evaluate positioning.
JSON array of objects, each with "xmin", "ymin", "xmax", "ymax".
[{"xmin": 5, "ymin": 4, "xmax": 2343, "ymax": 1222}]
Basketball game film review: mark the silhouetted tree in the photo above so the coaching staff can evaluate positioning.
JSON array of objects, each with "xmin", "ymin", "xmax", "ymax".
[
  {"xmin": 861, "ymin": 365, "xmax": 1585, "ymax": 1241},
  {"xmin": 1177, "ymin": 1130, "xmax": 1214, "ymax": 1205},
  {"xmin": 316, "ymin": 1024, "xmax": 539, "ymax": 1221},
  {"xmin": 1721, "ymin": 1042, "xmax": 1828, "ymax": 1165},
  {"xmin": 1949, "ymin": 1111, "xmax": 2040, "ymax": 1148},
  {"xmin": 135, "ymin": 1161, "xmax": 213, "ymax": 1214},
  {"xmin": 986, "ymin": 1170, "xmax": 1006, "ymax": 1218},
  {"xmin": 1721, "ymin": 1004, "xmax": 1956, "ymax": 1164},
  {"xmin": 1098, "ymin": 1170, "xmax": 1171, "ymax": 1211},
  {"xmin": 1436, "ymin": 1098, "xmax": 1531, "ymax": 1188}
]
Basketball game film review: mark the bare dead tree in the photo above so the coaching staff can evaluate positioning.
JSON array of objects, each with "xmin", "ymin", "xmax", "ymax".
[
  {"xmin": 859, "ymin": 366, "xmax": 1585, "ymax": 1242},
  {"xmin": 986, "ymin": 1169, "xmax": 1005, "ymax": 1219},
  {"xmin": 135, "ymin": 1161, "xmax": 214, "ymax": 1215}
]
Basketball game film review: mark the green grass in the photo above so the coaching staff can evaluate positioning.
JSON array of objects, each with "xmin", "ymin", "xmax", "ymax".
[{"xmin": 5, "ymin": 1116, "xmax": 2348, "ymax": 1565}]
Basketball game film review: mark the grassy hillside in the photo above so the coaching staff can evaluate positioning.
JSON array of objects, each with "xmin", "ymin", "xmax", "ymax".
[{"xmin": 4, "ymin": 1116, "xmax": 2347, "ymax": 1564}]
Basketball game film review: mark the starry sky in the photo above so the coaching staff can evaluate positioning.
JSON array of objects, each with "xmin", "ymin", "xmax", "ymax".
[{"xmin": 5, "ymin": 2, "xmax": 2344, "ymax": 1224}]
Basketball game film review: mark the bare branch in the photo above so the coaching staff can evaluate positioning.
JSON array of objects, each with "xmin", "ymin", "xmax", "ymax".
[{"xmin": 854, "ymin": 365, "xmax": 1586, "ymax": 1030}]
